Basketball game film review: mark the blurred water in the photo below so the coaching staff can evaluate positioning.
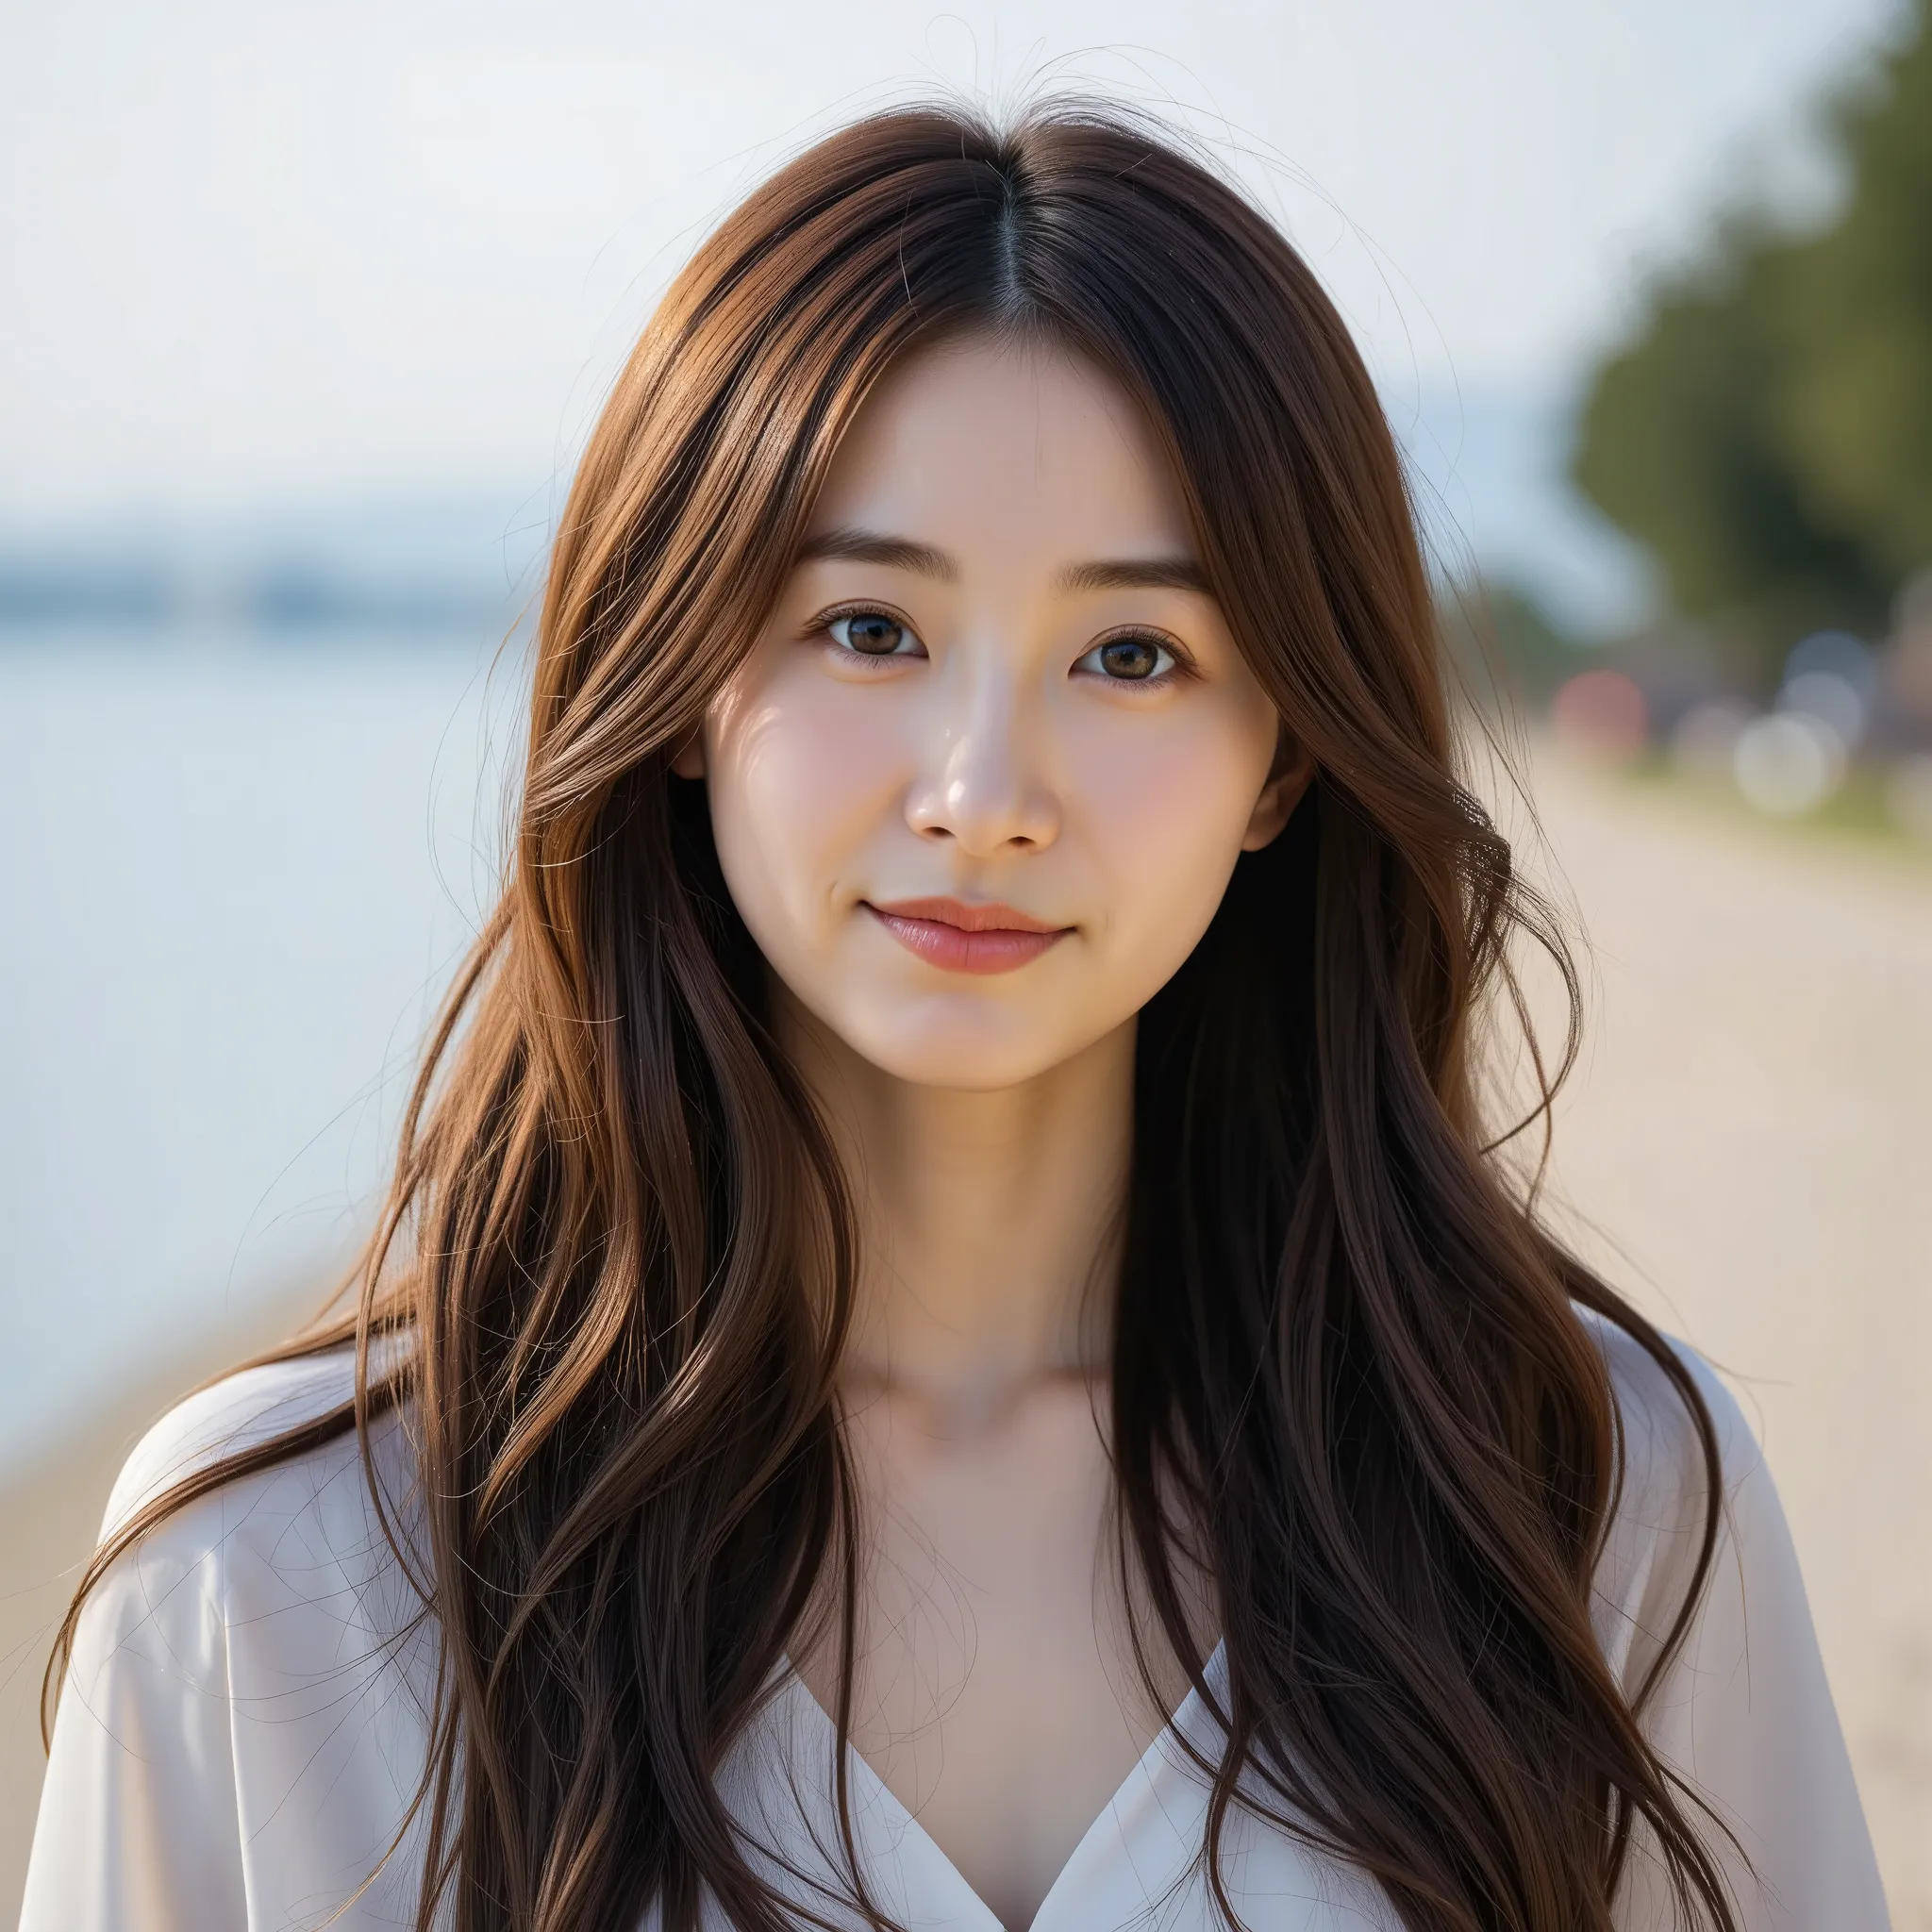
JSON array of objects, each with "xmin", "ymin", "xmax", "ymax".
[{"xmin": 0, "ymin": 627, "xmax": 525, "ymax": 1472}]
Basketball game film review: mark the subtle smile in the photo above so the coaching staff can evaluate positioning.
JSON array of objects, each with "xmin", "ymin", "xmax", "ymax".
[{"xmin": 863, "ymin": 896, "xmax": 1074, "ymax": 975}]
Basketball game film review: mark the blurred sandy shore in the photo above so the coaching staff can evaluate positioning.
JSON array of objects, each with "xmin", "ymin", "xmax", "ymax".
[
  {"xmin": 1509, "ymin": 745, "xmax": 1932, "ymax": 1926},
  {"xmin": 3, "ymin": 745, "xmax": 1927, "ymax": 1924}
]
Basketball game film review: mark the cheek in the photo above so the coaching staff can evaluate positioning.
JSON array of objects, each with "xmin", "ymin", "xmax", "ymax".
[
  {"xmin": 1066, "ymin": 701, "xmax": 1275, "ymax": 959},
  {"xmin": 705, "ymin": 674, "xmax": 907, "ymax": 950}
]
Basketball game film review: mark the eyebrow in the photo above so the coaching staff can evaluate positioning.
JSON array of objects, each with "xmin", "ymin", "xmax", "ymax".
[
  {"xmin": 794, "ymin": 525, "xmax": 1210, "ymax": 595},
  {"xmin": 794, "ymin": 527, "xmax": 958, "ymax": 579},
  {"xmin": 1056, "ymin": 556, "xmax": 1210, "ymax": 594}
]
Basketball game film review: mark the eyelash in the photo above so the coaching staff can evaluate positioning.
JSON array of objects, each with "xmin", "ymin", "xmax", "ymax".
[
  {"xmin": 810, "ymin": 602, "xmax": 925, "ymax": 667},
  {"xmin": 806, "ymin": 605, "xmax": 1196, "ymax": 687},
  {"xmin": 1073, "ymin": 626, "xmax": 1191, "ymax": 689}
]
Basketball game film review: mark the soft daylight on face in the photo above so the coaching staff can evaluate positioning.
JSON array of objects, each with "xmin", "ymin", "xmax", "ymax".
[{"xmin": 684, "ymin": 334, "xmax": 1307, "ymax": 1091}]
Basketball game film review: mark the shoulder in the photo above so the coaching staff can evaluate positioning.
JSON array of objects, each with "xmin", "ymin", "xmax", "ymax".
[
  {"xmin": 1574, "ymin": 1314, "xmax": 1891, "ymax": 1924},
  {"xmin": 38, "ymin": 1345, "xmax": 439, "ymax": 1931},
  {"xmin": 1574, "ymin": 1307, "xmax": 1775, "ymax": 1690},
  {"xmin": 103, "ymin": 1346, "xmax": 365, "ymax": 1535},
  {"xmin": 1581, "ymin": 1307, "xmax": 1763, "ymax": 1519},
  {"xmin": 83, "ymin": 1342, "xmax": 425, "ymax": 1667}
]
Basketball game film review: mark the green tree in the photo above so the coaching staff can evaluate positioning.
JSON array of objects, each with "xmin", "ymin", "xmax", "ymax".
[{"xmin": 1573, "ymin": 0, "xmax": 1932, "ymax": 681}]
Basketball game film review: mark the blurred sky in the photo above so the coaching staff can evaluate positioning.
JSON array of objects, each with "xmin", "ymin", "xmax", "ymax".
[{"xmin": 0, "ymin": 0, "xmax": 1908, "ymax": 524}]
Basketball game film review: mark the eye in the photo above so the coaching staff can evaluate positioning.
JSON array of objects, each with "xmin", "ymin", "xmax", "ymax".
[
  {"xmin": 1074, "ymin": 632, "xmax": 1178, "ymax": 683},
  {"xmin": 824, "ymin": 608, "xmax": 924, "ymax": 658}
]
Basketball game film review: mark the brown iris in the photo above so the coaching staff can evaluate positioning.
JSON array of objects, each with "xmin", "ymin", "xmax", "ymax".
[
  {"xmin": 841, "ymin": 611, "xmax": 907, "ymax": 655},
  {"xmin": 1097, "ymin": 636, "xmax": 1161, "ymax": 678}
]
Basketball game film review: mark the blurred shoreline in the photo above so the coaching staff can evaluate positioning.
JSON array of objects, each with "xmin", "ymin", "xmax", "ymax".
[{"xmin": 0, "ymin": 496, "xmax": 548, "ymax": 636}]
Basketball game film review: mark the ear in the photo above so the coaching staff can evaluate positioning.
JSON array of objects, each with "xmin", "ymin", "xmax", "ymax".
[
  {"xmin": 670, "ymin": 727, "xmax": 706, "ymax": 780},
  {"xmin": 1240, "ymin": 732, "xmax": 1315, "ymax": 851}
]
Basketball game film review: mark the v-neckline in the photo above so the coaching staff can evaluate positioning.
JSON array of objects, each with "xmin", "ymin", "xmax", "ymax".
[{"xmin": 777, "ymin": 1642, "xmax": 1226, "ymax": 1932}]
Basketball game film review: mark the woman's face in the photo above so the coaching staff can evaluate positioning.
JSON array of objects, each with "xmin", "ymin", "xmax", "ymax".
[{"xmin": 683, "ymin": 335, "xmax": 1307, "ymax": 1091}]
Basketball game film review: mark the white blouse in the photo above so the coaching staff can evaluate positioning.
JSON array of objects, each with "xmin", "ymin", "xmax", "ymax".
[{"xmin": 23, "ymin": 1320, "xmax": 1891, "ymax": 1931}]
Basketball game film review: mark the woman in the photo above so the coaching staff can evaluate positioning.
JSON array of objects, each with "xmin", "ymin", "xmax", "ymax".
[{"xmin": 25, "ymin": 102, "xmax": 1888, "ymax": 1932}]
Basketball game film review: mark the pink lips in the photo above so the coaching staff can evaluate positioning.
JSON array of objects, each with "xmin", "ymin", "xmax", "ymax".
[{"xmin": 864, "ymin": 896, "xmax": 1073, "ymax": 975}]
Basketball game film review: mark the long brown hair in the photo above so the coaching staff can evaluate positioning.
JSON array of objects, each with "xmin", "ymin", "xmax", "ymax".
[{"xmin": 51, "ymin": 100, "xmax": 1735, "ymax": 1932}]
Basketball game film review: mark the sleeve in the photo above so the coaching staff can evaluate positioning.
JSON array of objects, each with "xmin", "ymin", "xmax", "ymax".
[
  {"xmin": 1603, "ymin": 1345, "xmax": 1891, "ymax": 1931},
  {"xmin": 20, "ymin": 1493, "xmax": 250, "ymax": 1932}
]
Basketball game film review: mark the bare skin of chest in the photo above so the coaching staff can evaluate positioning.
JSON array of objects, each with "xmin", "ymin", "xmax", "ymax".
[{"xmin": 794, "ymin": 1378, "xmax": 1192, "ymax": 1931}]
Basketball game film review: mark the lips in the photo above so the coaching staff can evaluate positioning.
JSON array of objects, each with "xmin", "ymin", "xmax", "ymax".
[{"xmin": 863, "ymin": 896, "xmax": 1072, "ymax": 975}]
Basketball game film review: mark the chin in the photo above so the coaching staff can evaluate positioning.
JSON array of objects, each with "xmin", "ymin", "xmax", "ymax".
[{"xmin": 839, "ymin": 1007, "xmax": 1078, "ymax": 1092}]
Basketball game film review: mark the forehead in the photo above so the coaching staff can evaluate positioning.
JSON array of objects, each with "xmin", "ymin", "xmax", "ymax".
[{"xmin": 808, "ymin": 335, "xmax": 1193, "ymax": 565}]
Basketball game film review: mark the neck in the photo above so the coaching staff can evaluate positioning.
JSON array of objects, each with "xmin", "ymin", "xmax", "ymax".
[{"xmin": 777, "ymin": 998, "xmax": 1136, "ymax": 1424}]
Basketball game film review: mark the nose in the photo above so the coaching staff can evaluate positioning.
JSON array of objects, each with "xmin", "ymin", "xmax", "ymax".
[{"xmin": 904, "ymin": 666, "xmax": 1061, "ymax": 857}]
